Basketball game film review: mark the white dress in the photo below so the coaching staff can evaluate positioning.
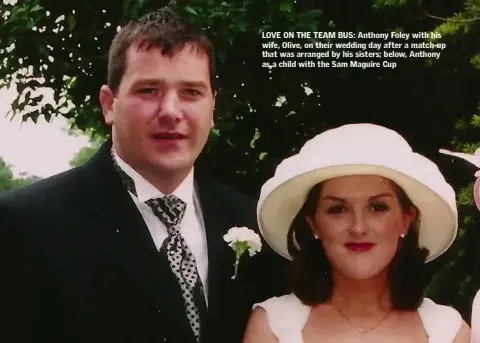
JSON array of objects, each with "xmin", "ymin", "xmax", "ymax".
[
  {"xmin": 470, "ymin": 289, "xmax": 480, "ymax": 343},
  {"xmin": 253, "ymin": 293, "xmax": 463, "ymax": 343}
]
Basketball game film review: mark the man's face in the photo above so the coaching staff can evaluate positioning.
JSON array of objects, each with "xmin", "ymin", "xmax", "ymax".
[{"xmin": 100, "ymin": 43, "xmax": 215, "ymax": 180}]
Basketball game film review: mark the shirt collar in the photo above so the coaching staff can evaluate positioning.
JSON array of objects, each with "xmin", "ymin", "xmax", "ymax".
[{"xmin": 112, "ymin": 149, "xmax": 194, "ymax": 205}]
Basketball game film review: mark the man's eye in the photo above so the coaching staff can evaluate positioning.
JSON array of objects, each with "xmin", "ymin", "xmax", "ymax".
[
  {"xmin": 183, "ymin": 89, "xmax": 201, "ymax": 96},
  {"xmin": 138, "ymin": 88, "xmax": 156, "ymax": 94}
]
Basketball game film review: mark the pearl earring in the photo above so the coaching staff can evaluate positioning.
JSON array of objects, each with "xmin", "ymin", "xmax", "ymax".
[{"xmin": 400, "ymin": 234, "xmax": 405, "ymax": 238}]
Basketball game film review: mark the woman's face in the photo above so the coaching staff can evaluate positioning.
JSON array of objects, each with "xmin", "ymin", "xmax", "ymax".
[{"xmin": 307, "ymin": 175, "xmax": 416, "ymax": 280}]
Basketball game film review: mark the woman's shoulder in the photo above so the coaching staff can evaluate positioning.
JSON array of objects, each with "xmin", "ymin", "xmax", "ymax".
[
  {"xmin": 469, "ymin": 290, "xmax": 480, "ymax": 342},
  {"xmin": 419, "ymin": 297, "xmax": 462, "ymax": 317},
  {"xmin": 419, "ymin": 297, "xmax": 465, "ymax": 341},
  {"xmin": 254, "ymin": 292, "xmax": 307, "ymax": 307},
  {"xmin": 253, "ymin": 292, "xmax": 311, "ymax": 318},
  {"xmin": 252, "ymin": 293, "xmax": 311, "ymax": 339},
  {"xmin": 472, "ymin": 289, "xmax": 480, "ymax": 314}
]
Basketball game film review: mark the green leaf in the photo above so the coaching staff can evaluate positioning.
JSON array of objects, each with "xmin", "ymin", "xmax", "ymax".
[
  {"xmin": 435, "ymin": 21, "xmax": 461, "ymax": 37},
  {"xmin": 462, "ymin": 142, "xmax": 480, "ymax": 153},
  {"xmin": 472, "ymin": 114, "xmax": 480, "ymax": 127},
  {"xmin": 237, "ymin": 22, "xmax": 247, "ymax": 32},
  {"xmin": 471, "ymin": 54, "xmax": 480, "ymax": 69},
  {"xmin": 208, "ymin": 11, "xmax": 226, "ymax": 19},
  {"xmin": 373, "ymin": 0, "xmax": 408, "ymax": 9},
  {"xmin": 250, "ymin": 128, "xmax": 260, "ymax": 148},
  {"xmin": 67, "ymin": 76, "xmax": 77, "ymax": 88},
  {"xmin": 185, "ymin": 5, "xmax": 199, "ymax": 16},
  {"xmin": 458, "ymin": 184, "xmax": 474, "ymax": 205},
  {"xmin": 31, "ymin": 5, "xmax": 43, "ymax": 12},
  {"xmin": 67, "ymin": 14, "xmax": 76, "ymax": 31},
  {"xmin": 137, "ymin": 0, "xmax": 148, "ymax": 10},
  {"xmin": 123, "ymin": 0, "xmax": 135, "ymax": 13},
  {"xmin": 454, "ymin": 118, "xmax": 469, "ymax": 130},
  {"xmin": 280, "ymin": 1, "xmax": 293, "ymax": 12},
  {"xmin": 305, "ymin": 9, "xmax": 323, "ymax": 18},
  {"xmin": 12, "ymin": 6, "xmax": 27, "ymax": 16},
  {"xmin": 37, "ymin": 43, "xmax": 49, "ymax": 57}
]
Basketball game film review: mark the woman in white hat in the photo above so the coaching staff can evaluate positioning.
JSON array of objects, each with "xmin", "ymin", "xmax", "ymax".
[
  {"xmin": 439, "ymin": 147, "xmax": 480, "ymax": 343},
  {"xmin": 243, "ymin": 123, "xmax": 470, "ymax": 342}
]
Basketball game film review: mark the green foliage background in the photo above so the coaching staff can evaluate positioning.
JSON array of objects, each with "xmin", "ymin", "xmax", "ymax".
[{"xmin": 0, "ymin": 157, "xmax": 41, "ymax": 191}]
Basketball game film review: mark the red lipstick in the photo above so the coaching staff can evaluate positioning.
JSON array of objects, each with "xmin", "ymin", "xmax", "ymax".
[{"xmin": 344, "ymin": 242, "xmax": 375, "ymax": 252}]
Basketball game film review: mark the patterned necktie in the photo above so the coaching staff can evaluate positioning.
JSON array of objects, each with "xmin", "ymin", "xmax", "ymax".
[{"xmin": 111, "ymin": 153, "xmax": 206, "ymax": 342}]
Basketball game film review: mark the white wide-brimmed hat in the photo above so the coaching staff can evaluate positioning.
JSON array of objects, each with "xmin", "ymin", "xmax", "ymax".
[{"xmin": 257, "ymin": 123, "xmax": 458, "ymax": 262}]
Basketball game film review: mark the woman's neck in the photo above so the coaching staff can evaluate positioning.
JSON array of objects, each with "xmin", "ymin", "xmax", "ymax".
[{"xmin": 330, "ymin": 269, "xmax": 392, "ymax": 316}]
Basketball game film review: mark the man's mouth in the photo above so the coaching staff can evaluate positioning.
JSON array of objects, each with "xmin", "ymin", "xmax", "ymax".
[{"xmin": 151, "ymin": 132, "xmax": 186, "ymax": 139}]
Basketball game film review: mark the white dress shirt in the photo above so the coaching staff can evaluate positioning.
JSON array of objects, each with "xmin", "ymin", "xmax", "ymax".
[{"xmin": 113, "ymin": 151, "xmax": 209, "ymax": 302}]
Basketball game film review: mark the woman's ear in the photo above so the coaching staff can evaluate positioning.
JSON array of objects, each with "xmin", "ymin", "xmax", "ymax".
[
  {"xmin": 306, "ymin": 215, "xmax": 320, "ymax": 239},
  {"xmin": 402, "ymin": 206, "xmax": 417, "ymax": 236}
]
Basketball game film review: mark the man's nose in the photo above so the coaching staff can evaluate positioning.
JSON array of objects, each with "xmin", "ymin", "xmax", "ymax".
[{"xmin": 157, "ymin": 91, "xmax": 181, "ymax": 121}]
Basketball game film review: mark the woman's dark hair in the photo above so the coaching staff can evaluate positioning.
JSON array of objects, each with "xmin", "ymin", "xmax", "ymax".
[{"xmin": 286, "ymin": 179, "xmax": 430, "ymax": 310}]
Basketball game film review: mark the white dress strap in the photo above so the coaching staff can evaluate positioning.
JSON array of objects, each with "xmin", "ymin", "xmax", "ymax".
[
  {"xmin": 253, "ymin": 293, "xmax": 310, "ymax": 343},
  {"xmin": 418, "ymin": 297, "xmax": 463, "ymax": 342},
  {"xmin": 253, "ymin": 295, "xmax": 461, "ymax": 343},
  {"xmin": 470, "ymin": 290, "xmax": 480, "ymax": 343}
]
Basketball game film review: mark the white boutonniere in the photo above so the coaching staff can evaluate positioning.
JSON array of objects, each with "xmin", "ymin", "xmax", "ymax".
[{"xmin": 223, "ymin": 226, "xmax": 262, "ymax": 279}]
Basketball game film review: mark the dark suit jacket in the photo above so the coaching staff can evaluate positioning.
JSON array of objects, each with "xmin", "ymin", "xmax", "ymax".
[{"xmin": 0, "ymin": 143, "xmax": 289, "ymax": 343}]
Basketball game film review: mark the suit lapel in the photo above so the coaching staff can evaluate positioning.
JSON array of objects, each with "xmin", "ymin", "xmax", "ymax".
[
  {"xmin": 195, "ymin": 176, "xmax": 253, "ymax": 342},
  {"xmin": 77, "ymin": 143, "xmax": 195, "ymax": 341},
  {"xmin": 195, "ymin": 177, "xmax": 236, "ymax": 303}
]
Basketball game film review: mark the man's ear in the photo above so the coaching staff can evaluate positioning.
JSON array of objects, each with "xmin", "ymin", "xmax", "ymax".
[
  {"xmin": 210, "ymin": 90, "xmax": 217, "ymax": 128},
  {"xmin": 99, "ymin": 85, "xmax": 115, "ymax": 125}
]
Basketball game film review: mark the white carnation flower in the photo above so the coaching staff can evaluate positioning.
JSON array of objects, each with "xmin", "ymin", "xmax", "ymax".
[{"xmin": 223, "ymin": 226, "xmax": 262, "ymax": 279}]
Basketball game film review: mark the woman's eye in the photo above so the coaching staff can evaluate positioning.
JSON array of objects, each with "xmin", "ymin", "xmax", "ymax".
[
  {"xmin": 327, "ymin": 205, "xmax": 346, "ymax": 214},
  {"xmin": 370, "ymin": 202, "xmax": 389, "ymax": 212}
]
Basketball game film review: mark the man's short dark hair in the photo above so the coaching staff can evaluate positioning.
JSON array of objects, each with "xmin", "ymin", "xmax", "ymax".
[
  {"xmin": 107, "ymin": 7, "xmax": 216, "ymax": 93},
  {"xmin": 287, "ymin": 180, "xmax": 430, "ymax": 310}
]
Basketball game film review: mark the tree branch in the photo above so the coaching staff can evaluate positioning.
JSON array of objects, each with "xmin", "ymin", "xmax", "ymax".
[{"xmin": 418, "ymin": 0, "xmax": 480, "ymax": 22}]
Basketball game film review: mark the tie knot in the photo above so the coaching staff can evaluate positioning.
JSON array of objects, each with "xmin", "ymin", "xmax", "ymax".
[{"xmin": 146, "ymin": 195, "xmax": 186, "ymax": 229}]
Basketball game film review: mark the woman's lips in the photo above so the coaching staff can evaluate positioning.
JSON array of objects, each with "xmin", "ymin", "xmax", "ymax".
[{"xmin": 344, "ymin": 242, "xmax": 375, "ymax": 252}]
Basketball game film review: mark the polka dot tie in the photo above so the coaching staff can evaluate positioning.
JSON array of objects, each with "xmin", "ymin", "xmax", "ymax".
[
  {"xmin": 111, "ymin": 153, "xmax": 205, "ymax": 342},
  {"xmin": 145, "ymin": 196, "xmax": 205, "ymax": 342}
]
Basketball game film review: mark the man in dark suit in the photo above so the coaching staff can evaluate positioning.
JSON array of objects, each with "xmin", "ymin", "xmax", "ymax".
[{"xmin": 0, "ymin": 7, "xmax": 288, "ymax": 343}]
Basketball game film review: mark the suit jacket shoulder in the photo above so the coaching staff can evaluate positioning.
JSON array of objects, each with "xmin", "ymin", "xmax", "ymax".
[
  {"xmin": 0, "ymin": 165, "xmax": 87, "ymax": 213},
  {"xmin": 194, "ymin": 174, "xmax": 257, "ymax": 225}
]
